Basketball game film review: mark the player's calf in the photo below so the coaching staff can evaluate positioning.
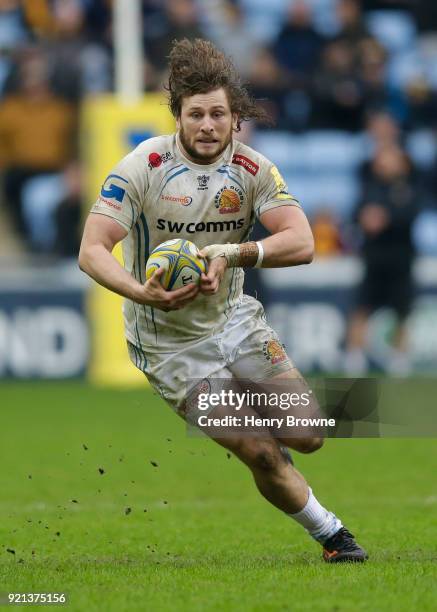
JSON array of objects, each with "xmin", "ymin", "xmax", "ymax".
[{"xmin": 279, "ymin": 436, "xmax": 324, "ymax": 454}]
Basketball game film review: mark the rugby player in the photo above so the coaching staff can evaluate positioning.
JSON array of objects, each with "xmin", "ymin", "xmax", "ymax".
[{"xmin": 79, "ymin": 39, "xmax": 367, "ymax": 563}]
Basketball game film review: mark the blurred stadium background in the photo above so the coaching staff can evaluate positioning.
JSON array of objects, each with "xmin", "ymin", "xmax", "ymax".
[{"xmin": 1, "ymin": 0, "xmax": 437, "ymax": 384}]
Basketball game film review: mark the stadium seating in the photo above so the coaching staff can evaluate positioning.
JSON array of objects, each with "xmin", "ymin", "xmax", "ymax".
[
  {"xmin": 366, "ymin": 10, "xmax": 417, "ymax": 54},
  {"xmin": 406, "ymin": 130, "xmax": 437, "ymax": 170},
  {"xmin": 387, "ymin": 48, "xmax": 424, "ymax": 89},
  {"xmin": 238, "ymin": 0, "xmax": 288, "ymax": 43},
  {"xmin": 252, "ymin": 130, "xmax": 364, "ymax": 217},
  {"xmin": 21, "ymin": 174, "xmax": 67, "ymax": 252}
]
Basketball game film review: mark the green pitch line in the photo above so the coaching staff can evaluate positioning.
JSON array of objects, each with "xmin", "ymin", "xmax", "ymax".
[{"xmin": 0, "ymin": 382, "xmax": 436, "ymax": 612}]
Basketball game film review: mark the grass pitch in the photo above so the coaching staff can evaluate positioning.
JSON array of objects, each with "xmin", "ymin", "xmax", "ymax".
[{"xmin": 0, "ymin": 382, "xmax": 436, "ymax": 611}]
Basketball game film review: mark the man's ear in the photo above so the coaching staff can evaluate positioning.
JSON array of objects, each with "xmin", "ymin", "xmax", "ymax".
[
  {"xmin": 176, "ymin": 116, "xmax": 181, "ymax": 130},
  {"xmin": 232, "ymin": 113, "xmax": 239, "ymax": 131}
]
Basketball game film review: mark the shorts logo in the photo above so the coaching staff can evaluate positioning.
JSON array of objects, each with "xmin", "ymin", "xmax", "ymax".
[
  {"xmin": 181, "ymin": 379, "xmax": 211, "ymax": 417},
  {"xmin": 148, "ymin": 151, "xmax": 174, "ymax": 170},
  {"xmin": 197, "ymin": 175, "xmax": 210, "ymax": 190},
  {"xmin": 160, "ymin": 194, "xmax": 193, "ymax": 206},
  {"xmin": 263, "ymin": 340, "xmax": 288, "ymax": 365},
  {"xmin": 215, "ymin": 186, "xmax": 243, "ymax": 214},
  {"xmin": 232, "ymin": 154, "xmax": 259, "ymax": 176}
]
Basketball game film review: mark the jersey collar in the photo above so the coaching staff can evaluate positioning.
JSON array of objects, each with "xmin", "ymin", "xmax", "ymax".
[{"xmin": 175, "ymin": 132, "xmax": 234, "ymax": 171}]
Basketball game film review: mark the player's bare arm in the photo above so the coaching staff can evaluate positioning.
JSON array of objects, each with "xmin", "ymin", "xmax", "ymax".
[
  {"xmin": 258, "ymin": 205, "xmax": 314, "ymax": 267},
  {"xmin": 79, "ymin": 213, "xmax": 199, "ymax": 311},
  {"xmin": 199, "ymin": 206, "xmax": 314, "ymax": 294}
]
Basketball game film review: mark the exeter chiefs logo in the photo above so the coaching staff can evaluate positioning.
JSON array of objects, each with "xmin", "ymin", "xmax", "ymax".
[
  {"xmin": 214, "ymin": 186, "xmax": 243, "ymax": 214},
  {"xmin": 263, "ymin": 340, "xmax": 288, "ymax": 365}
]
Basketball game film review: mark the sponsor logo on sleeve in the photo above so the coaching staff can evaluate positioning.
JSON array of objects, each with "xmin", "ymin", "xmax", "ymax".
[
  {"xmin": 99, "ymin": 174, "xmax": 128, "ymax": 210},
  {"xmin": 214, "ymin": 186, "xmax": 243, "ymax": 214},
  {"xmin": 160, "ymin": 194, "xmax": 193, "ymax": 206},
  {"xmin": 269, "ymin": 165, "xmax": 296, "ymax": 201},
  {"xmin": 263, "ymin": 340, "xmax": 288, "ymax": 365},
  {"xmin": 275, "ymin": 190, "xmax": 293, "ymax": 201},
  {"xmin": 148, "ymin": 151, "xmax": 174, "ymax": 170},
  {"xmin": 232, "ymin": 154, "xmax": 259, "ymax": 175},
  {"xmin": 270, "ymin": 165, "xmax": 287, "ymax": 191},
  {"xmin": 98, "ymin": 197, "xmax": 122, "ymax": 211}
]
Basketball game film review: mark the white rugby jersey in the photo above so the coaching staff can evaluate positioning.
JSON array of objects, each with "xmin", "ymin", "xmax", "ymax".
[{"xmin": 91, "ymin": 133, "xmax": 300, "ymax": 353}]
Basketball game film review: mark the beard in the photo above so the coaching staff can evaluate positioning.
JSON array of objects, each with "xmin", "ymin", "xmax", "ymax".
[{"xmin": 179, "ymin": 126, "xmax": 233, "ymax": 164}]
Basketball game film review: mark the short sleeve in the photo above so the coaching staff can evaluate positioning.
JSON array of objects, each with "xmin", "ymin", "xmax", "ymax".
[
  {"xmin": 90, "ymin": 151, "xmax": 148, "ymax": 231},
  {"xmin": 254, "ymin": 162, "xmax": 301, "ymax": 219}
]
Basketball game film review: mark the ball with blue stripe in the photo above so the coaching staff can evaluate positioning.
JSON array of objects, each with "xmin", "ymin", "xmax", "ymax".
[{"xmin": 145, "ymin": 239, "xmax": 207, "ymax": 290}]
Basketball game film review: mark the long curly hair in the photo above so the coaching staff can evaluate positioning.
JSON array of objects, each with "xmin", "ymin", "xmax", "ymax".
[{"xmin": 166, "ymin": 38, "xmax": 269, "ymax": 131}]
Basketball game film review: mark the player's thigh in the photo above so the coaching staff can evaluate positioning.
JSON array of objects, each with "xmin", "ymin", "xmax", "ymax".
[
  {"xmin": 126, "ymin": 338, "xmax": 228, "ymax": 415},
  {"xmin": 224, "ymin": 295, "xmax": 296, "ymax": 381},
  {"xmin": 222, "ymin": 297, "xmax": 323, "ymax": 451}
]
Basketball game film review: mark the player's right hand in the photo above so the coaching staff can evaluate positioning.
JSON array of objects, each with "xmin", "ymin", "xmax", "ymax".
[{"xmin": 137, "ymin": 267, "xmax": 199, "ymax": 311}]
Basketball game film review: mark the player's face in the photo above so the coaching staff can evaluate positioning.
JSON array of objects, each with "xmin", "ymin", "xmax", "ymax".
[{"xmin": 177, "ymin": 88, "xmax": 238, "ymax": 164}]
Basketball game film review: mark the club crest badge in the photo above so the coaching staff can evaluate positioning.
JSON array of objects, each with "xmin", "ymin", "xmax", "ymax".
[
  {"xmin": 214, "ymin": 186, "xmax": 243, "ymax": 214},
  {"xmin": 181, "ymin": 379, "xmax": 212, "ymax": 417},
  {"xmin": 263, "ymin": 340, "xmax": 288, "ymax": 365}
]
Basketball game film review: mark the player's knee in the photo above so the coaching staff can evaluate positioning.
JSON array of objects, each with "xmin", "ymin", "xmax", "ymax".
[
  {"xmin": 226, "ymin": 438, "xmax": 284, "ymax": 473},
  {"xmin": 250, "ymin": 440, "xmax": 282, "ymax": 472},
  {"xmin": 300, "ymin": 437, "xmax": 324, "ymax": 454}
]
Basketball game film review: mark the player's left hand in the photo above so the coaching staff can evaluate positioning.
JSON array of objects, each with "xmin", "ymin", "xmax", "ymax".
[{"xmin": 198, "ymin": 250, "xmax": 228, "ymax": 295}]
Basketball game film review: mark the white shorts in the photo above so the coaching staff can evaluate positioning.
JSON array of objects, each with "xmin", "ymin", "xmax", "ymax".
[{"xmin": 127, "ymin": 295, "xmax": 295, "ymax": 414}]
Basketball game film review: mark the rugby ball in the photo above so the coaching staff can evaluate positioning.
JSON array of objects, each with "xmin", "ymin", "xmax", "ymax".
[{"xmin": 145, "ymin": 239, "xmax": 207, "ymax": 290}]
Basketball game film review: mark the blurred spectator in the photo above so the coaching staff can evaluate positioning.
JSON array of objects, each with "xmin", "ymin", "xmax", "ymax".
[
  {"xmin": 334, "ymin": 0, "xmax": 371, "ymax": 54},
  {"xmin": 404, "ymin": 76, "xmax": 437, "ymax": 130},
  {"xmin": 82, "ymin": 0, "xmax": 113, "ymax": 46},
  {"xmin": 312, "ymin": 210, "xmax": 343, "ymax": 257},
  {"xmin": 0, "ymin": 0, "xmax": 30, "ymax": 49},
  {"xmin": 0, "ymin": 0, "xmax": 54, "ymax": 46},
  {"xmin": 345, "ymin": 144, "xmax": 420, "ymax": 374},
  {"xmin": 199, "ymin": 0, "xmax": 258, "ymax": 78},
  {"xmin": 365, "ymin": 109, "xmax": 401, "ymax": 148},
  {"xmin": 249, "ymin": 47, "xmax": 293, "ymax": 129},
  {"xmin": 268, "ymin": 0, "xmax": 324, "ymax": 130},
  {"xmin": 54, "ymin": 162, "xmax": 82, "ymax": 257},
  {"xmin": 0, "ymin": 49, "xmax": 77, "ymax": 243},
  {"xmin": 312, "ymin": 40, "xmax": 364, "ymax": 131},
  {"xmin": 145, "ymin": 0, "xmax": 205, "ymax": 74},
  {"xmin": 44, "ymin": 0, "xmax": 112, "ymax": 101},
  {"xmin": 271, "ymin": 0, "xmax": 325, "ymax": 83},
  {"xmin": 0, "ymin": 0, "xmax": 44, "ymax": 95},
  {"xmin": 360, "ymin": 109, "xmax": 402, "ymax": 179},
  {"xmin": 18, "ymin": 161, "xmax": 81, "ymax": 256},
  {"xmin": 359, "ymin": 37, "xmax": 407, "ymax": 122}
]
